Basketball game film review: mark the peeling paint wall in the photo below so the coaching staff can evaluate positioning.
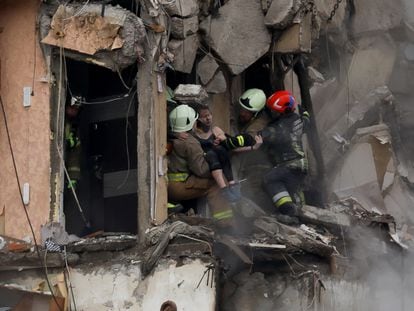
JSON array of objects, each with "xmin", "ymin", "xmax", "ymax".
[{"xmin": 0, "ymin": 0, "xmax": 51, "ymax": 240}]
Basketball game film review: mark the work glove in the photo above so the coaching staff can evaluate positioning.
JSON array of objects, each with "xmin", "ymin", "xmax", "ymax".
[{"xmin": 221, "ymin": 133, "xmax": 255, "ymax": 150}]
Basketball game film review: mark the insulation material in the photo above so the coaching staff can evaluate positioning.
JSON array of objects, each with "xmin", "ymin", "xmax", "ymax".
[
  {"xmin": 42, "ymin": 5, "xmax": 125, "ymax": 55},
  {"xmin": 384, "ymin": 178, "xmax": 414, "ymax": 226},
  {"xmin": 41, "ymin": 4, "xmax": 146, "ymax": 70}
]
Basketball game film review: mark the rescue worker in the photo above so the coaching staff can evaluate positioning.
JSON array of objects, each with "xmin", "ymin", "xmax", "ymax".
[
  {"xmin": 232, "ymin": 88, "xmax": 274, "ymax": 210},
  {"xmin": 260, "ymin": 90, "xmax": 308, "ymax": 216},
  {"xmin": 167, "ymin": 104, "xmax": 235, "ymax": 224},
  {"xmin": 65, "ymin": 103, "xmax": 82, "ymax": 190},
  {"xmin": 194, "ymin": 105, "xmax": 260, "ymax": 202}
]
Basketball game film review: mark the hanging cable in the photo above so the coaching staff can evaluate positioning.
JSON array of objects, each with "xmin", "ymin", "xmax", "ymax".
[
  {"xmin": 64, "ymin": 246, "xmax": 78, "ymax": 311},
  {"xmin": 0, "ymin": 94, "xmax": 64, "ymax": 311},
  {"xmin": 117, "ymin": 90, "xmax": 137, "ymax": 190}
]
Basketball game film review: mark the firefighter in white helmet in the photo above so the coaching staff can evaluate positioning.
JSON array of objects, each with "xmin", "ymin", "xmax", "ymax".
[
  {"xmin": 232, "ymin": 88, "xmax": 274, "ymax": 211},
  {"xmin": 167, "ymin": 104, "xmax": 235, "ymax": 224}
]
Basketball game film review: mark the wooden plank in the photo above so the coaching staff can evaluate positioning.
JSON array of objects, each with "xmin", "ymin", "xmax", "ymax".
[
  {"xmin": 210, "ymin": 92, "xmax": 231, "ymax": 134},
  {"xmin": 137, "ymin": 42, "xmax": 155, "ymax": 242}
]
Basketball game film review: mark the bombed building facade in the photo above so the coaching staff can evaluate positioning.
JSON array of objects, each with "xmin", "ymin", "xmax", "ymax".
[{"xmin": 1, "ymin": 0, "xmax": 414, "ymax": 310}]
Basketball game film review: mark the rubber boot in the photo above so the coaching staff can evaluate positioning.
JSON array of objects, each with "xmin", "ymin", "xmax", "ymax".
[{"xmin": 278, "ymin": 202, "xmax": 298, "ymax": 216}]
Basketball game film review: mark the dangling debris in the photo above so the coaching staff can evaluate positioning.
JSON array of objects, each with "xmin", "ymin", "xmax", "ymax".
[{"xmin": 41, "ymin": 4, "xmax": 146, "ymax": 70}]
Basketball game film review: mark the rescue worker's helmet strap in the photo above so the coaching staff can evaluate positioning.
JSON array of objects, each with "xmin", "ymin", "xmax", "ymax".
[
  {"xmin": 238, "ymin": 88, "xmax": 266, "ymax": 112},
  {"xmin": 267, "ymin": 90, "xmax": 297, "ymax": 113},
  {"xmin": 169, "ymin": 104, "xmax": 198, "ymax": 132}
]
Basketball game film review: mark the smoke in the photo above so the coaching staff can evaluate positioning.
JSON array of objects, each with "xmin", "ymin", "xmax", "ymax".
[
  {"xmin": 344, "ymin": 225, "xmax": 414, "ymax": 311},
  {"xmin": 402, "ymin": 0, "xmax": 414, "ymax": 23}
]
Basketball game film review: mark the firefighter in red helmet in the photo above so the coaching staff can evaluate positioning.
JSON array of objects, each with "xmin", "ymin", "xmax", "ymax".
[{"xmin": 260, "ymin": 90, "xmax": 308, "ymax": 216}]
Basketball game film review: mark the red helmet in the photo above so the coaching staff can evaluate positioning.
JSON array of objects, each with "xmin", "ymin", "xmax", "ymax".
[{"xmin": 266, "ymin": 90, "xmax": 296, "ymax": 113}]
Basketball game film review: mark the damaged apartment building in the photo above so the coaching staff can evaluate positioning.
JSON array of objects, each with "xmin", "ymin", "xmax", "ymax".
[{"xmin": 1, "ymin": 0, "xmax": 414, "ymax": 310}]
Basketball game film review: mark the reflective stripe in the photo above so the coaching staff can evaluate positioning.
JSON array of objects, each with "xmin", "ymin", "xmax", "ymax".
[
  {"xmin": 272, "ymin": 191, "xmax": 290, "ymax": 203},
  {"xmin": 68, "ymin": 166, "xmax": 81, "ymax": 172},
  {"xmin": 213, "ymin": 209, "xmax": 233, "ymax": 220},
  {"xmin": 275, "ymin": 196, "xmax": 293, "ymax": 208},
  {"xmin": 167, "ymin": 172, "xmax": 189, "ymax": 182},
  {"xmin": 237, "ymin": 135, "xmax": 244, "ymax": 147},
  {"xmin": 167, "ymin": 203, "xmax": 176, "ymax": 209}
]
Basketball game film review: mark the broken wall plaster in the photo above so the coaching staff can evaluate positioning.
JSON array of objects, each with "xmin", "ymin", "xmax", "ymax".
[{"xmin": 41, "ymin": 4, "xmax": 146, "ymax": 71}]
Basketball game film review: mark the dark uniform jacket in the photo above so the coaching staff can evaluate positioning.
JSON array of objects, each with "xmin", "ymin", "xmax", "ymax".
[{"xmin": 261, "ymin": 112, "xmax": 308, "ymax": 172}]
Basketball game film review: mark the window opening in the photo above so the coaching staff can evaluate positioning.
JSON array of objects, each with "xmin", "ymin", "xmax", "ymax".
[{"xmin": 63, "ymin": 58, "xmax": 138, "ymax": 236}]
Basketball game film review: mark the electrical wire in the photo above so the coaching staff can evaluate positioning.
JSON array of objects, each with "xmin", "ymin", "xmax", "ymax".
[
  {"xmin": 116, "ymin": 90, "xmax": 137, "ymax": 190},
  {"xmin": 63, "ymin": 0, "xmax": 90, "ymax": 20},
  {"xmin": 116, "ymin": 66, "xmax": 132, "ymax": 91},
  {"xmin": 0, "ymin": 94, "xmax": 64, "ymax": 311}
]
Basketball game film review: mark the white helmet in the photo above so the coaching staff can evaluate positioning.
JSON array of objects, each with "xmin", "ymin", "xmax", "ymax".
[
  {"xmin": 239, "ymin": 88, "xmax": 266, "ymax": 112},
  {"xmin": 169, "ymin": 104, "xmax": 198, "ymax": 133}
]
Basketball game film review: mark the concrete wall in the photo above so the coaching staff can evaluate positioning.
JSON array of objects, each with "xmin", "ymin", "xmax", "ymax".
[
  {"xmin": 0, "ymin": 258, "xmax": 216, "ymax": 310},
  {"xmin": 70, "ymin": 258, "xmax": 216, "ymax": 310},
  {"xmin": 0, "ymin": 0, "xmax": 51, "ymax": 240}
]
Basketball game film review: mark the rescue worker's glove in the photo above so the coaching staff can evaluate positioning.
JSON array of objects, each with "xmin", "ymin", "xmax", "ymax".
[
  {"xmin": 221, "ymin": 133, "xmax": 255, "ymax": 150},
  {"xmin": 220, "ymin": 186, "xmax": 240, "ymax": 203}
]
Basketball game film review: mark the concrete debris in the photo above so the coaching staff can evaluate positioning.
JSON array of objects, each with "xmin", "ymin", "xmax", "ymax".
[
  {"xmin": 171, "ymin": 16, "xmax": 199, "ymax": 39},
  {"xmin": 351, "ymin": 0, "xmax": 403, "ymax": 36},
  {"xmin": 384, "ymin": 177, "xmax": 414, "ymax": 226},
  {"xmin": 174, "ymin": 84, "xmax": 209, "ymax": 104},
  {"xmin": 248, "ymin": 242, "xmax": 286, "ymax": 249},
  {"xmin": 222, "ymin": 271, "xmax": 318, "ymax": 311},
  {"xmin": 264, "ymin": 0, "xmax": 300, "ymax": 29},
  {"xmin": 67, "ymin": 234, "xmax": 137, "ymax": 253},
  {"xmin": 348, "ymin": 36, "xmax": 397, "ymax": 101},
  {"xmin": 310, "ymin": 77, "xmax": 338, "ymax": 115},
  {"xmin": 254, "ymin": 217, "xmax": 336, "ymax": 257},
  {"xmin": 40, "ymin": 222, "xmax": 80, "ymax": 246},
  {"xmin": 142, "ymin": 221, "xmax": 213, "ymax": 277},
  {"xmin": 162, "ymin": 0, "xmax": 199, "ymax": 18},
  {"xmin": 199, "ymin": 0, "xmax": 271, "ymax": 75},
  {"xmin": 197, "ymin": 54, "xmax": 220, "ymax": 85},
  {"xmin": 308, "ymin": 66, "xmax": 325, "ymax": 83},
  {"xmin": 41, "ymin": 4, "xmax": 146, "ymax": 70},
  {"xmin": 0, "ymin": 251, "xmax": 79, "ymax": 270},
  {"xmin": 318, "ymin": 86, "xmax": 394, "ymax": 168},
  {"xmin": 331, "ymin": 142, "xmax": 387, "ymax": 213},
  {"xmin": 217, "ymin": 235, "xmax": 253, "ymax": 264},
  {"xmin": 298, "ymin": 205, "xmax": 352, "ymax": 229},
  {"xmin": 273, "ymin": 12, "xmax": 312, "ymax": 53},
  {"xmin": 168, "ymin": 34, "xmax": 199, "ymax": 73},
  {"xmin": 205, "ymin": 70, "xmax": 227, "ymax": 94},
  {"xmin": 260, "ymin": 0, "xmax": 273, "ymax": 13}
]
